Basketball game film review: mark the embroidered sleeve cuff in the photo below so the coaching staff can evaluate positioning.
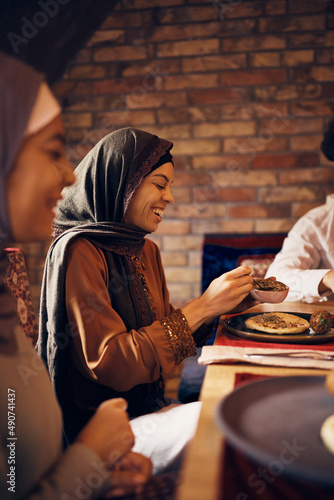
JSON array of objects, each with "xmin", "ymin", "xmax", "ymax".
[{"xmin": 160, "ymin": 309, "xmax": 196, "ymax": 365}]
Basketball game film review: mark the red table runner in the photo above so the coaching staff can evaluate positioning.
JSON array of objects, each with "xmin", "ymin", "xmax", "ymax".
[
  {"xmin": 219, "ymin": 373, "xmax": 334, "ymax": 500},
  {"xmin": 216, "ymin": 317, "xmax": 334, "ymax": 352}
]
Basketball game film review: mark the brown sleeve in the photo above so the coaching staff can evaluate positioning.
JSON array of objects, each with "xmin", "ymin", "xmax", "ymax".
[{"xmin": 65, "ymin": 238, "xmax": 195, "ymax": 393}]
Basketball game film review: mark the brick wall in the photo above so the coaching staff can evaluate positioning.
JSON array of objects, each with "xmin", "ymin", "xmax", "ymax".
[{"xmin": 18, "ymin": 0, "xmax": 334, "ymax": 311}]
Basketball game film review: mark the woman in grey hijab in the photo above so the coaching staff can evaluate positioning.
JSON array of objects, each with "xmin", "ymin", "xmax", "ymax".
[{"xmin": 0, "ymin": 52, "xmax": 151, "ymax": 500}]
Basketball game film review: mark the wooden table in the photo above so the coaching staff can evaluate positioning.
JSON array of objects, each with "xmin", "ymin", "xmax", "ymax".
[{"xmin": 176, "ymin": 302, "xmax": 334, "ymax": 500}]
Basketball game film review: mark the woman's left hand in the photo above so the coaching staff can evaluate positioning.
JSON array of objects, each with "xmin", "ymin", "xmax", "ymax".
[{"xmin": 103, "ymin": 452, "xmax": 152, "ymax": 498}]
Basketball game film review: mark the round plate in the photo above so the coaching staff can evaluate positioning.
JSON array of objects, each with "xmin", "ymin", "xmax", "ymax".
[
  {"xmin": 224, "ymin": 312, "xmax": 334, "ymax": 344},
  {"xmin": 216, "ymin": 376, "xmax": 334, "ymax": 486}
]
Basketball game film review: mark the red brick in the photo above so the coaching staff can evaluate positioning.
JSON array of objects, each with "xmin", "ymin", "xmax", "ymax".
[
  {"xmin": 214, "ymin": 0, "xmax": 265, "ymax": 20},
  {"xmin": 281, "ymin": 50, "xmax": 314, "ymax": 66},
  {"xmin": 291, "ymin": 101, "xmax": 334, "ymax": 117},
  {"xmin": 87, "ymin": 30, "xmax": 125, "ymax": 47},
  {"xmin": 163, "ymin": 235, "xmax": 203, "ymax": 251},
  {"xmin": 62, "ymin": 113, "xmax": 92, "ymax": 128},
  {"xmin": 123, "ymin": 0, "xmax": 183, "ymax": 9},
  {"xmin": 173, "ymin": 139, "xmax": 220, "ymax": 155},
  {"xmin": 94, "ymin": 45, "xmax": 149, "ymax": 62},
  {"xmin": 157, "ymin": 39, "xmax": 218, "ymax": 58},
  {"xmin": 96, "ymin": 110, "xmax": 156, "ymax": 127},
  {"xmin": 228, "ymin": 204, "xmax": 290, "ymax": 219},
  {"xmin": 167, "ymin": 204, "xmax": 226, "ymax": 219},
  {"xmin": 222, "ymin": 103, "xmax": 288, "ymax": 119},
  {"xmin": 295, "ymin": 66, "xmax": 334, "ymax": 83},
  {"xmin": 222, "ymin": 35, "xmax": 286, "ymax": 52},
  {"xmin": 259, "ymin": 186, "xmax": 323, "ymax": 203},
  {"xmin": 194, "ymin": 121, "xmax": 256, "ymax": 138},
  {"xmin": 289, "ymin": 32, "xmax": 326, "ymax": 49},
  {"xmin": 63, "ymin": 95, "xmax": 126, "ymax": 112},
  {"xmin": 189, "ymin": 88, "xmax": 251, "ymax": 105},
  {"xmin": 224, "ymin": 136, "xmax": 288, "ymax": 155},
  {"xmin": 220, "ymin": 69, "xmax": 287, "ymax": 86},
  {"xmin": 258, "ymin": 117, "xmax": 323, "ymax": 135},
  {"xmin": 173, "ymin": 172, "xmax": 211, "ymax": 187},
  {"xmin": 192, "ymin": 155, "xmax": 250, "ymax": 170},
  {"xmin": 158, "ymin": 106, "xmax": 220, "ymax": 124},
  {"xmin": 290, "ymin": 135, "xmax": 323, "ymax": 151},
  {"xmin": 193, "ymin": 187, "xmax": 255, "ymax": 203},
  {"xmin": 163, "ymin": 73, "xmax": 218, "ymax": 91},
  {"xmin": 126, "ymin": 91, "xmax": 188, "ymax": 109},
  {"xmin": 259, "ymin": 15, "xmax": 324, "ymax": 33},
  {"xmin": 253, "ymin": 153, "xmax": 319, "ymax": 169},
  {"xmin": 157, "ymin": 6, "xmax": 217, "ymax": 24},
  {"xmin": 265, "ymin": 1, "xmax": 286, "ymax": 15},
  {"xmin": 101, "ymin": 11, "xmax": 152, "ymax": 29},
  {"xmin": 316, "ymin": 49, "xmax": 334, "ymax": 64},
  {"xmin": 279, "ymin": 168, "xmax": 333, "ymax": 185},
  {"xmin": 182, "ymin": 54, "xmax": 246, "ymax": 72},
  {"xmin": 121, "ymin": 60, "xmax": 180, "ymax": 78},
  {"xmin": 155, "ymin": 220, "xmax": 190, "ymax": 235},
  {"xmin": 288, "ymin": 0, "xmax": 329, "ymax": 14},
  {"xmin": 65, "ymin": 64, "xmax": 108, "ymax": 80},
  {"xmin": 213, "ymin": 170, "xmax": 276, "ymax": 187},
  {"xmin": 143, "ymin": 124, "xmax": 191, "ymax": 139},
  {"xmin": 255, "ymin": 219, "xmax": 293, "ymax": 233},
  {"xmin": 170, "ymin": 187, "xmax": 192, "ymax": 204},
  {"xmin": 150, "ymin": 22, "xmax": 220, "ymax": 42},
  {"xmin": 292, "ymin": 202, "xmax": 321, "ymax": 218},
  {"xmin": 192, "ymin": 219, "xmax": 254, "ymax": 234},
  {"xmin": 249, "ymin": 52, "xmax": 281, "ymax": 68},
  {"xmin": 255, "ymin": 83, "xmax": 322, "ymax": 101},
  {"xmin": 328, "ymin": 14, "xmax": 334, "ymax": 30},
  {"xmin": 324, "ymin": 83, "xmax": 334, "ymax": 98}
]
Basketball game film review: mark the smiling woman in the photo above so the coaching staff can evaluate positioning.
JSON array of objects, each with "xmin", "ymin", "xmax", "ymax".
[{"xmin": 38, "ymin": 127, "xmax": 254, "ymax": 475}]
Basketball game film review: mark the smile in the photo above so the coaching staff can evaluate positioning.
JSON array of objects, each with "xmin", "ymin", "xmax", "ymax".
[{"xmin": 152, "ymin": 208, "xmax": 164, "ymax": 219}]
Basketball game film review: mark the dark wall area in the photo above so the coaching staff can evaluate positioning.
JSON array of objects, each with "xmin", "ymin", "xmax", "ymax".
[{"xmin": 0, "ymin": 0, "xmax": 117, "ymax": 82}]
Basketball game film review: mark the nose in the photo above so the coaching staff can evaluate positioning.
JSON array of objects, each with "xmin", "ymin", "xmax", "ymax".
[
  {"xmin": 57, "ymin": 159, "xmax": 76, "ymax": 188},
  {"xmin": 162, "ymin": 187, "xmax": 174, "ymax": 205}
]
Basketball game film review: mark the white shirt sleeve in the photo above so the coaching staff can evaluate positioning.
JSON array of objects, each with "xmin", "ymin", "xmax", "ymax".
[{"xmin": 265, "ymin": 214, "xmax": 331, "ymax": 303}]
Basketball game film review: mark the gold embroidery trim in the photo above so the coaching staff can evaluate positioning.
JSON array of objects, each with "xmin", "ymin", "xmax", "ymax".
[{"xmin": 160, "ymin": 309, "xmax": 196, "ymax": 365}]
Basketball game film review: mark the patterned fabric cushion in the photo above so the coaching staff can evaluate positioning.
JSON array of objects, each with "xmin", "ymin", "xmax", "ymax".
[
  {"xmin": 4, "ymin": 248, "xmax": 38, "ymax": 346},
  {"xmin": 201, "ymin": 233, "xmax": 287, "ymax": 293},
  {"xmin": 237, "ymin": 253, "xmax": 277, "ymax": 278}
]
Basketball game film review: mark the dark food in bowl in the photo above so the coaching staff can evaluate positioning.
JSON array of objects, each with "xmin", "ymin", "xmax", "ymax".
[
  {"xmin": 253, "ymin": 278, "xmax": 288, "ymax": 292},
  {"xmin": 309, "ymin": 310, "xmax": 334, "ymax": 335}
]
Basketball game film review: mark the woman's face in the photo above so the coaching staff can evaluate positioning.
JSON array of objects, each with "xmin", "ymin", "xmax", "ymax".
[
  {"xmin": 6, "ymin": 115, "xmax": 75, "ymax": 242},
  {"xmin": 124, "ymin": 162, "xmax": 174, "ymax": 233}
]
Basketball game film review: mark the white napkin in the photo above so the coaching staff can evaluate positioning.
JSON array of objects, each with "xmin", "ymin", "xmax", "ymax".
[{"xmin": 198, "ymin": 345, "xmax": 334, "ymax": 369}]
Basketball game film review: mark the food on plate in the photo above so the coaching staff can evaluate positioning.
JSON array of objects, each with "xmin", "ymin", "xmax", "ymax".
[
  {"xmin": 320, "ymin": 414, "xmax": 334, "ymax": 455},
  {"xmin": 310, "ymin": 310, "xmax": 334, "ymax": 335},
  {"xmin": 252, "ymin": 278, "xmax": 288, "ymax": 292},
  {"xmin": 325, "ymin": 370, "xmax": 334, "ymax": 397},
  {"xmin": 245, "ymin": 312, "xmax": 310, "ymax": 335}
]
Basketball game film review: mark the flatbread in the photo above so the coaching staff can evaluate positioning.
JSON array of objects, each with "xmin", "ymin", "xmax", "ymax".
[
  {"xmin": 245, "ymin": 312, "xmax": 310, "ymax": 335},
  {"xmin": 320, "ymin": 414, "xmax": 334, "ymax": 456}
]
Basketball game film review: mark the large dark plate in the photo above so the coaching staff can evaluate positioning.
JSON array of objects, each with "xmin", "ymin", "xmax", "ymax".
[
  {"xmin": 224, "ymin": 312, "xmax": 334, "ymax": 344},
  {"xmin": 216, "ymin": 376, "xmax": 334, "ymax": 486}
]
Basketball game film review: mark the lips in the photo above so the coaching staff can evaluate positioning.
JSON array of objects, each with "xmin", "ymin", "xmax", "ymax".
[{"xmin": 152, "ymin": 208, "xmax": 164, "ymax": 219}]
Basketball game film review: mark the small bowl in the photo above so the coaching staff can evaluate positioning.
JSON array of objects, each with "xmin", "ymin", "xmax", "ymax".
[{"xmin": 250, "ymin": 287, "xmax": 289, "ymax": 304}]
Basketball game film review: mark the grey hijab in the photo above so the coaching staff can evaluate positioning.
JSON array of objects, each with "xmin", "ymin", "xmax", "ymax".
[{"xmin": 0, "ymin": 52, "xmax": 43, "ymax": 244}]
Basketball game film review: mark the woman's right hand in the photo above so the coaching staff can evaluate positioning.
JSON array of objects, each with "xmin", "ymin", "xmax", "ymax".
[
  {"xmin": 182, "ymin": 266, "xmax": 254, "ymax": 331},
  {"xmin": 75, "ymin": 398, "xmax": 135, "ymax": 467}
]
